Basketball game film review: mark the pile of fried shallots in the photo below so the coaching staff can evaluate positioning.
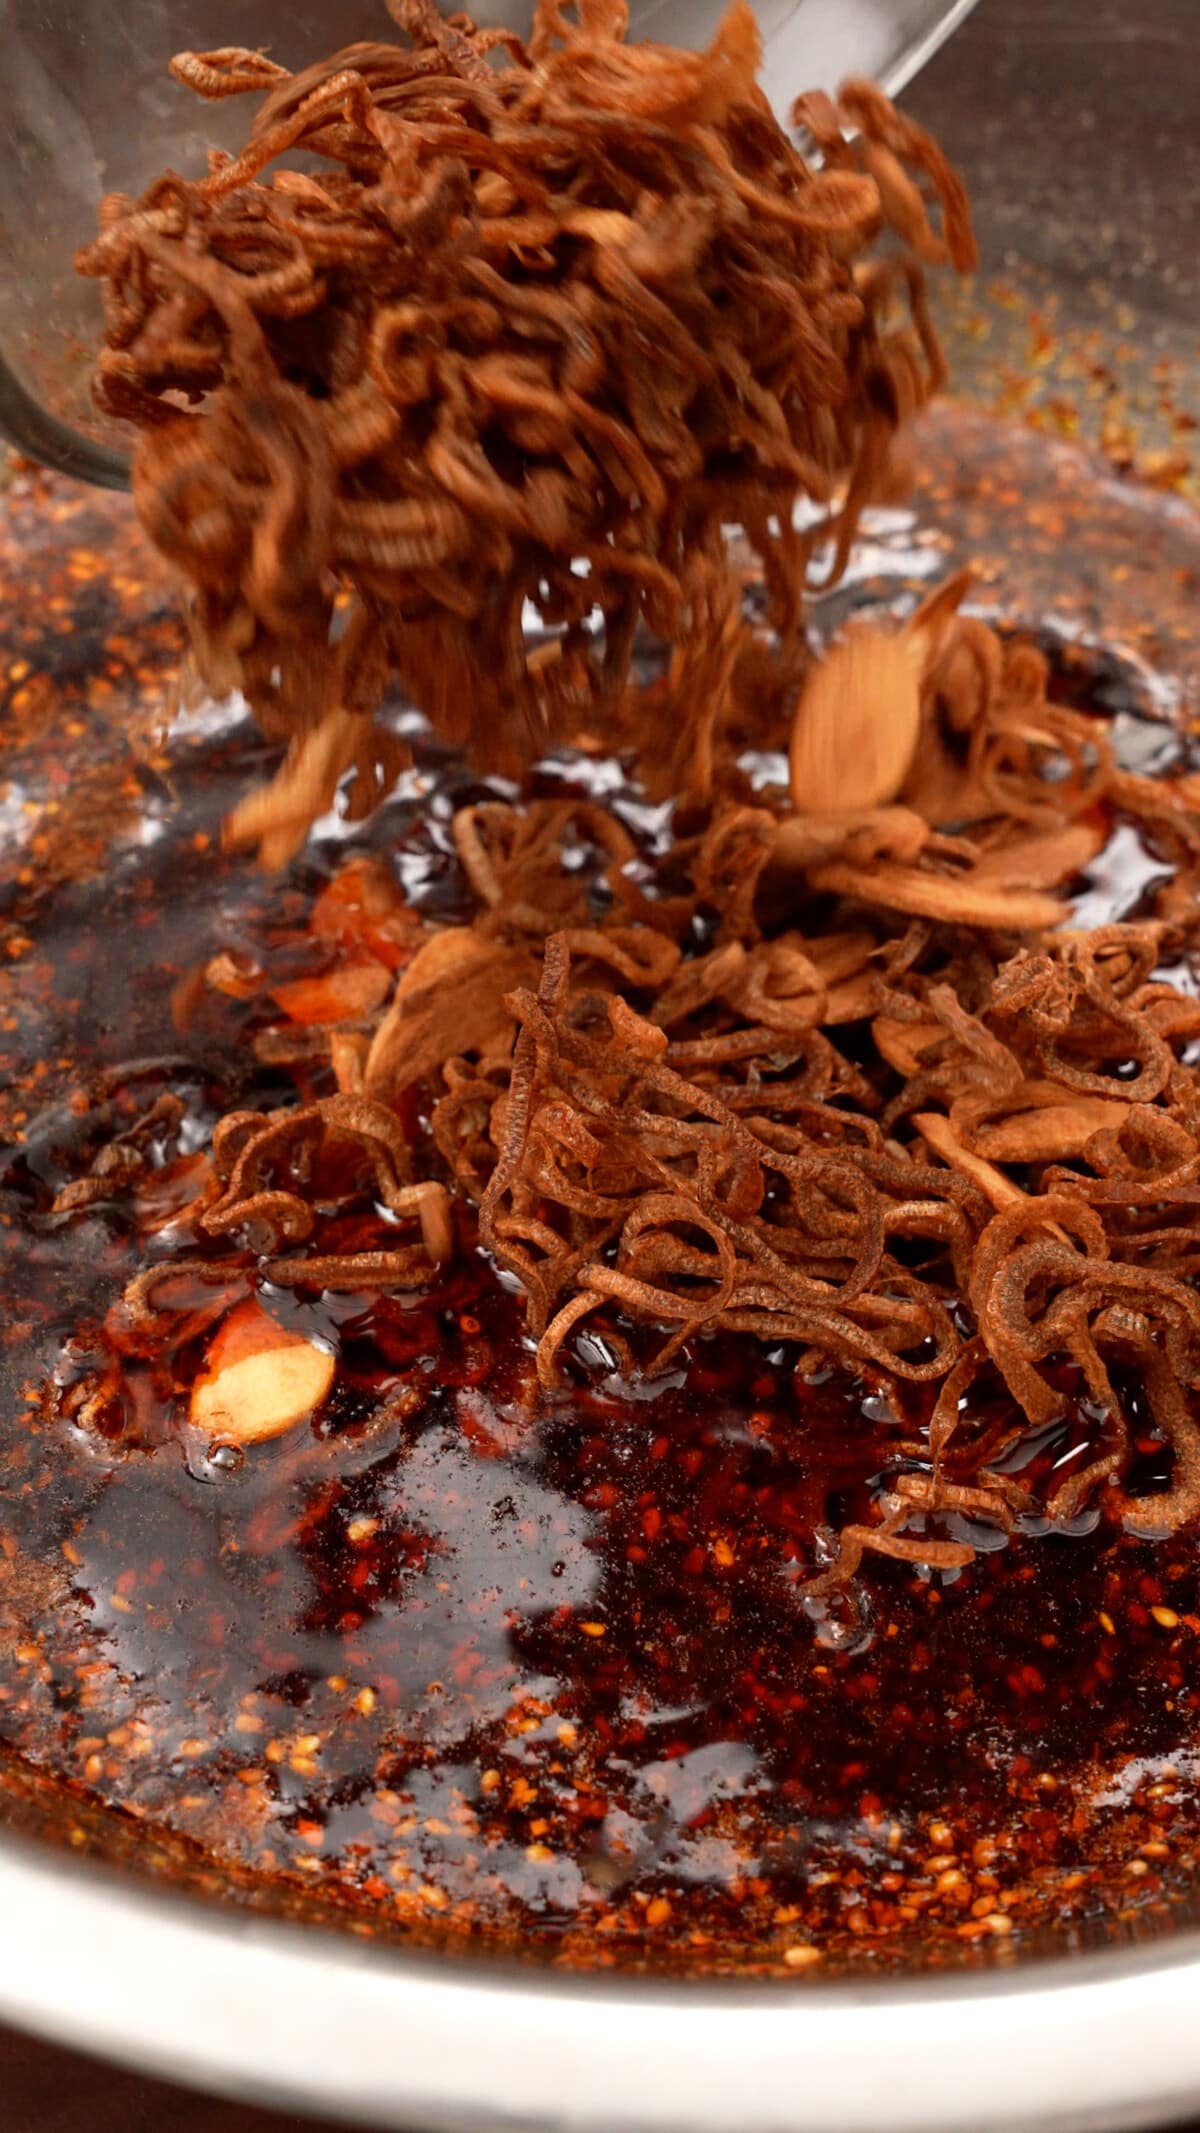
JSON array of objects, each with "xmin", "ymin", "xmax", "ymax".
[{"xmin": 59, "ymin": 564, "xmax": 1200, "ymax": 1580}]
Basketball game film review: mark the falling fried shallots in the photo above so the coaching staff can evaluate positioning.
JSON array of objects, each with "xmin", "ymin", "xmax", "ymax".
[{"xmin": 77, "ymin": 0, "xmax": 974, "ymax": 854}]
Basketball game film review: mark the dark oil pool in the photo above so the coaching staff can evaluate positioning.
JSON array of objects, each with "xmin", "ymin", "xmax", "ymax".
[{"xmin": 3, "ymin": 405, "xmax": 1200, "ymax": 1975}]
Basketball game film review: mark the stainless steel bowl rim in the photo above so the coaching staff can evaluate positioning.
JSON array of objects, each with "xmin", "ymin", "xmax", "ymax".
[{"xmin": 3, "ymin": 1827, "xmax": 1200, "ymax": 2133}]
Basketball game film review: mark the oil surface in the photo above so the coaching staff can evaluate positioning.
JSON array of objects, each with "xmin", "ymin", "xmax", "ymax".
[{"xmin": 3, "ymin": 407, "xmax": 1200, "ymax": 1973}]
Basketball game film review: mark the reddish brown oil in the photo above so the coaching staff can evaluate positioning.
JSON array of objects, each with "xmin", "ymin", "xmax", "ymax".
[{"xmin": 3, "ymin": 408, "xmax": 1200, "ymax": 1973}]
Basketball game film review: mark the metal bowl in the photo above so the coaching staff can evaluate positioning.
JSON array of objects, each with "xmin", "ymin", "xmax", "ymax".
[
  {"xmin": 5, "ymin": 1831, "xmax": 1200, "ymax": 2133},
  {"xmin": 2, "ymin": 2, "xmax": 1200, "ymax": 2126}
]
